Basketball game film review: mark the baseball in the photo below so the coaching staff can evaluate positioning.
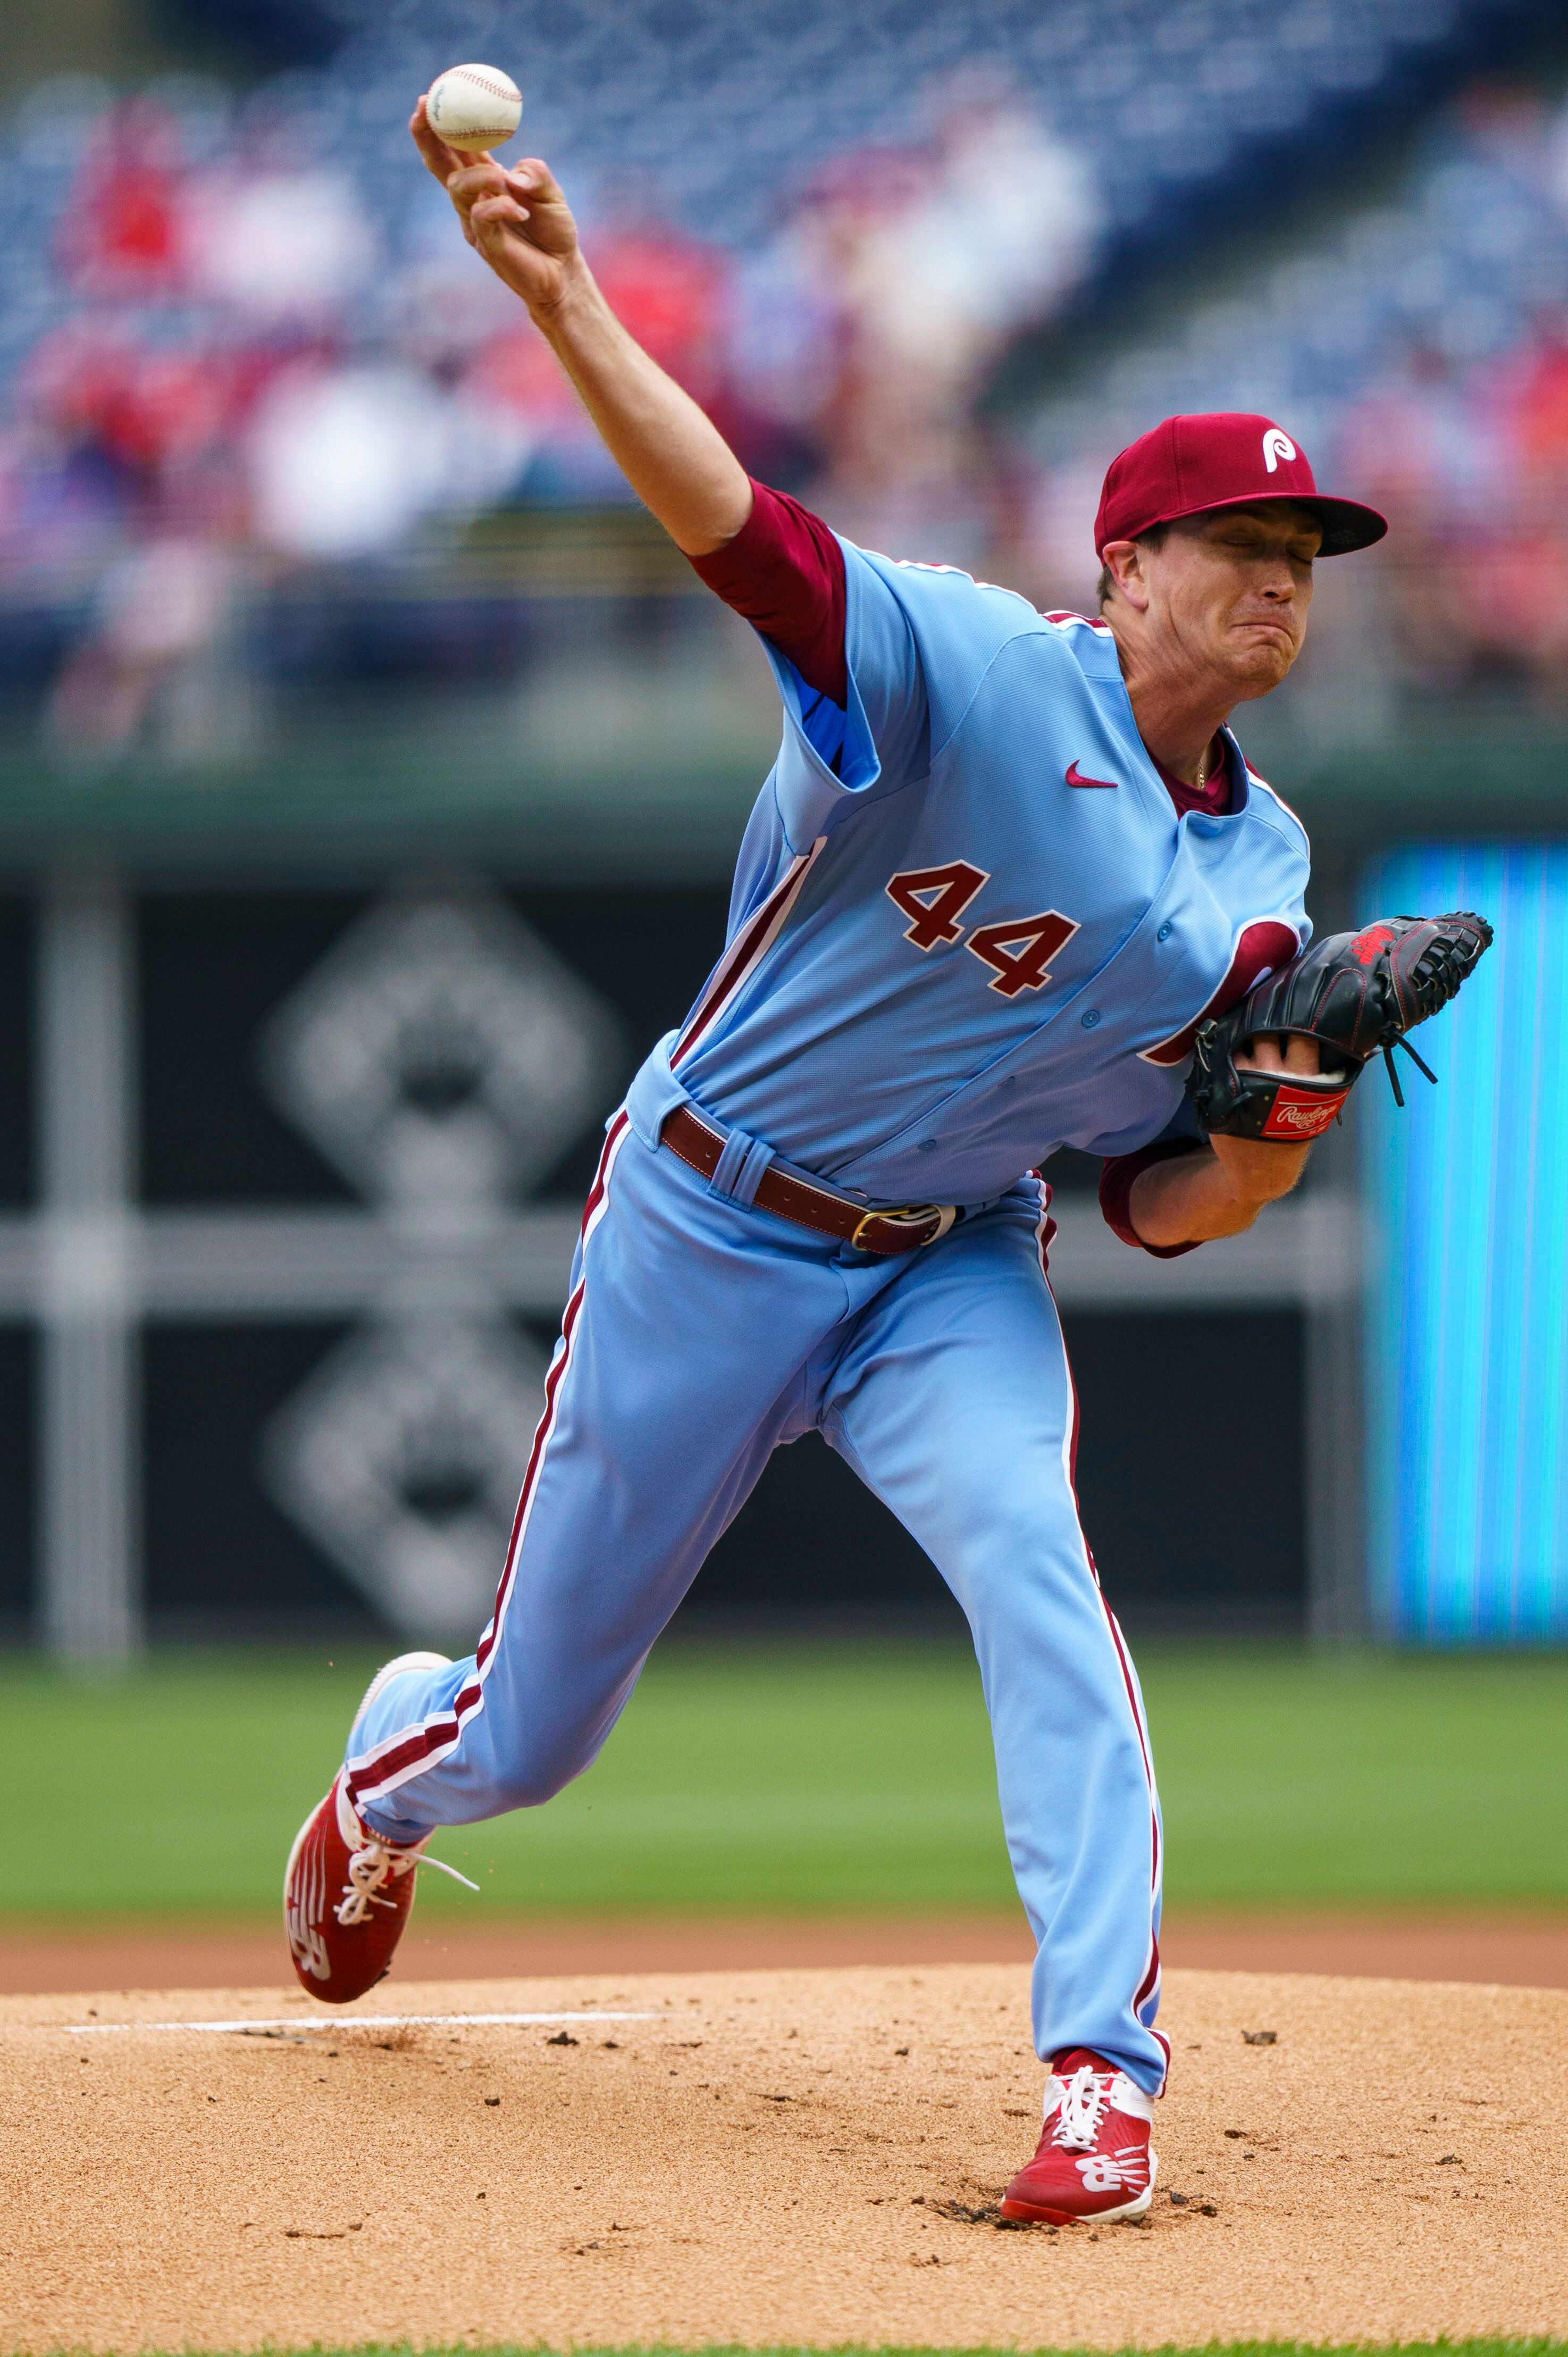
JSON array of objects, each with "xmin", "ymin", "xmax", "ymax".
[{"xmin": 425, "ymin": 62, "xmax": 523, "ymax": 153}]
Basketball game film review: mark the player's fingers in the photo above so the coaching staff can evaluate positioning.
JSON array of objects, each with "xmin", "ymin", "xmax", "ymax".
[
  {"xmin": 445, "ymin": 159, "xmax": 509, "ymax": 194},
  {"xmin": 444, "ymin": 161, "xmax": 511, "ymax": 218},
  {"xmin": 409, "ymin": 99, "xmax": 464, "ymax": 182},
  {"xmin": 1234, "ymin": 1032, "xmax": 1322, "ymax": 1078},
  {"xmin": 472, "ymin": 195, "xmax": 530, "ymax": 233},
  {"xmin": 505, "ymin": 157, "xmax": 562, "ymax": 205}
]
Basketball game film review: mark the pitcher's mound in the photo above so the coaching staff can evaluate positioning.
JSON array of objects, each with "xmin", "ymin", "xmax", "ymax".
[{"xmin": 3, "ymin": 1964, "xmax": 1563, "ymax": 2351}]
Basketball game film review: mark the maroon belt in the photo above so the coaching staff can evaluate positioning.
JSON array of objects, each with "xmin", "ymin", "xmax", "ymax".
[{"xmin": 660, "ymin": 1104, "xmax": 955, "ymax": 1256}]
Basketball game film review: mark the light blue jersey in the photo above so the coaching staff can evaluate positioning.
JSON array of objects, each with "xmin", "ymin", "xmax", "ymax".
[{"xmin": 651, "ymin": 544, "xmax": 1309, "ymax": 1205}]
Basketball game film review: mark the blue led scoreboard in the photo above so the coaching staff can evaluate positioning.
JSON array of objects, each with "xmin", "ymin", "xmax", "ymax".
[{"xmin": 1364, "ymin": 843, "xmax": 1568, "ymax": 1643}]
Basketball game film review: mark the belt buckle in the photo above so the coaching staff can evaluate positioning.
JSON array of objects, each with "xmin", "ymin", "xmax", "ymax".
[{"xmin": 850, "ymin": 1202, "xmax": 955, "ymax": 1252}]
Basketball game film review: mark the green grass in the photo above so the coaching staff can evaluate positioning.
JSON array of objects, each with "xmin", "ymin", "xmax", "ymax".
[{"xmin": 7, "ymin": 1641, "xmax": 1568, "ymax": 1921}]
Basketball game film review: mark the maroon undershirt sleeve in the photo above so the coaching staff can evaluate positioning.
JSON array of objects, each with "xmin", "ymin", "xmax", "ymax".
[
  {"xmin": 687, "ymin": 478, "xmax": 848, "ymax": 707},
  {"xmin": 1098, "ymin": 1137, "xmax": 1206, "ymax": 1259}
]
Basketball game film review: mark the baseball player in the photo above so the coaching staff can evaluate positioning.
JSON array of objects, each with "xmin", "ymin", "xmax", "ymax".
[{"xmin": 284, "ymin": 106, "xmax": 1489, "ymax": 2225}]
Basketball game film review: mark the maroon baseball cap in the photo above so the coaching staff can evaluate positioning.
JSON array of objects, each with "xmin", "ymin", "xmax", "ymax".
[{"xmin": 1094, "ymin": 412, "xmax": 1386, "ymax": 558}]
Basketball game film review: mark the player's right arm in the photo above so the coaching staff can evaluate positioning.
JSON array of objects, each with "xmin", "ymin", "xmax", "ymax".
[
  {"xmin": 412, "ymin": 103, "xmax": 751, "ymax": 557},
  {"xmin": 415, "ymin": 103, "xmax": 927, "ymax": 793}
]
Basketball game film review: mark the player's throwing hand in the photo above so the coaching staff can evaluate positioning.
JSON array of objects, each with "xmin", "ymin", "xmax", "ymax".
[
  {"xmin": 410, "ymin": 97, "xmax": 582, "ymax": 313},
  {"xmin": 409, "ymin": 97, "xmax": 751, "ymax": 555}
]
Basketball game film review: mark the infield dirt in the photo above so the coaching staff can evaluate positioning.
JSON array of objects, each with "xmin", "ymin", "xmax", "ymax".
[{"xmin": 1, "ymin": 1963, "xmax": 1562, "ymax": 2351}]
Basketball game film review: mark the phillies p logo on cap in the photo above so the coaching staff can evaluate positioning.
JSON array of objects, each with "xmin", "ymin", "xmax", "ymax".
[{"xmin": 1093, "ymin": 412, "xmax": 1386, "ymax": 558}]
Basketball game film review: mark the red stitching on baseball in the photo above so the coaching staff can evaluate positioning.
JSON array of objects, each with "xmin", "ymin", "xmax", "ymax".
[{"xmin": 441, "ymin": 68, "xmax": 518, "ymax": 102}]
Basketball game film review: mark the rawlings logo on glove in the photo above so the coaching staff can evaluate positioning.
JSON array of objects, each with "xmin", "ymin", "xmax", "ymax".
[
  {"xmin": 1258, "ymin": 1087, "xmax": 1345, "ymax": 1140},
  {"xmin": 1187, "ymin": 909, "xmax": 1493, "ymax": 1142}
]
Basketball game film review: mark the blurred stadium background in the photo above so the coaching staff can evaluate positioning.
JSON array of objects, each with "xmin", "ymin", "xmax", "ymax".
[{"xmin": 2, "ymin": 0, "xmax": 1566, "ymax": 1966}]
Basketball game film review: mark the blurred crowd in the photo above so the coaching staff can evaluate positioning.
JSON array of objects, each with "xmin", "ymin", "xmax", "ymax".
[
  {"xmin": 1024, "ymin": 83, "xmax": 1568, "ymax": 709},
  {"xmin": 0, "ymin": 72, "xmax": 1096, "ymax": 755},
  {"xmin": 1335, "ymin": 315, "xmax": 1568, "ymax": 701},
  {"xmin": 5, "ymin": 29, "xmax": 1568, "ymax": 757}
]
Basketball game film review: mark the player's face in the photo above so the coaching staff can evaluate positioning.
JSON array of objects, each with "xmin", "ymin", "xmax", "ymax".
[{"xmin": 1148, "ymin": 504, "xmax": 1322, "ymax": 697}]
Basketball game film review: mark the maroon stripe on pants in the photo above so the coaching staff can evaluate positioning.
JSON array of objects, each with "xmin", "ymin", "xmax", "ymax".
[{"xmin": 346, "ymin": 1113, "xmax": 630, "ymax": 1810}]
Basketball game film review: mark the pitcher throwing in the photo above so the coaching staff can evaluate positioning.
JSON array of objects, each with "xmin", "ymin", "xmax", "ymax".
[{"xmin": 283, "ymin": 96, "xmax": 1490, "ymax": 2226}]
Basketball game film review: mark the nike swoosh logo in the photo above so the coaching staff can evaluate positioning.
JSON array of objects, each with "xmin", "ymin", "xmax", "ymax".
[{"xmin": 1065, "ymin": 761, "xmax": 1119, "ymax": 789}]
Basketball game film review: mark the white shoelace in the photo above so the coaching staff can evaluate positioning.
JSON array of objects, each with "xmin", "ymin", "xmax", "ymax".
[
  {"xmin": 335, "ymin": 1838, "xmax": 479, "ymax": 1927},
  {"xmin": 1051, "ymin": 2063, "xmax": 1112, "ymax": 2151}
]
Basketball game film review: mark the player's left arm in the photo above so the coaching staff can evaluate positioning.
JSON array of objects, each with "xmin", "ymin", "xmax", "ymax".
[
  {"xmin": 1126, "ymin": 1035, "xmax": 1320, "ymax": 1246},
  {"xmin": 1126, "ymin": 907, "xmax": 1494, "ymax": 1248}
]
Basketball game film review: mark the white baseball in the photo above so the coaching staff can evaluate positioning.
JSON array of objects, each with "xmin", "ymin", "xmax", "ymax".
[{"xmin": 426, "ymin": 63, "xmax": 523, "ymax": 153}]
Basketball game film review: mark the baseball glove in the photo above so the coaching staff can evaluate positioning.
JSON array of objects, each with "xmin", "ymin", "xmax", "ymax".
[{"xmin": 1187, "ymin": 910, "xmax": 1493, "ymax": 1142}]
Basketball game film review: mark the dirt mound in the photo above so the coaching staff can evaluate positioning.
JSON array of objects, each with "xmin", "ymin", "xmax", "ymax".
[{"xmin": 2, "ymin": 1964, "xmax": 1562, "ymax": 2350}]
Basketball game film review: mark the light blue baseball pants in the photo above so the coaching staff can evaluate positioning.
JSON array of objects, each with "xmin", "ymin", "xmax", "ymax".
[{"xmin": 343, "ymin": 1097, "xmax": 1169, "ymax": 2093}]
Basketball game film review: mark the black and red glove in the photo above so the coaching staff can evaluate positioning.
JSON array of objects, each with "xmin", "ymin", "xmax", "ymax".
[{"xmin": 1187, "ymin": 909, "xmax": 1494, "ymax": 1142}]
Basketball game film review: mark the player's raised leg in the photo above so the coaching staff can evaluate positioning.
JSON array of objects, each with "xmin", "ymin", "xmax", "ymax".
[
  {"xmin": 284, "ymin": 1117, "xmax": 872, "ymax": 2001},
  {"xmin": 820, "ymin": 1180, "xmax": 1164, "ymax": 2219}
]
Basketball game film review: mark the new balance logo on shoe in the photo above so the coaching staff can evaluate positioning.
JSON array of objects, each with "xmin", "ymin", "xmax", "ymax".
[
  {"xmin": 1000, "ymin": 2049, "xmax": 1159, "ymax": 2225},
  {"xmin": 285, "ymin": 1862, "xmax": 332, "ymax": 1982},
  {"xmin": 1076, "ymin": 2149, "xmax": 1150, "ymax": 2193}
]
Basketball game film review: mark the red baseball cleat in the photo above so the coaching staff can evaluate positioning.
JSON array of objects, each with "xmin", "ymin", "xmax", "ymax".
[
  {"xmin": 283, "ymin": 1652, "xmax": 475, "ymax": 2003},
  {"xmin": 1000, "ymin": 2047, "xmax": 1158, "ymax": 2225}
]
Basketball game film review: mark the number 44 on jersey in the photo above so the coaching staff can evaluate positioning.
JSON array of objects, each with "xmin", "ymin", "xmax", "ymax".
[{"xmin": 886, "ymin": 862, "xmax": 1080, "ymax": 1000}]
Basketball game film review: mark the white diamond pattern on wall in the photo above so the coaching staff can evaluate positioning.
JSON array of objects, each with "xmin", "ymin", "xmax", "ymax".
[
  {"xmin": 256, "ymin": 885, "xmax": 622, "ymax": 1641},
  {"xmin": 259, "ymin": 889, "xmax": 622, "ymax": 1208},
  {"xmin": 262, "ymin": 1311, "xmax": 555, "ymax": 1645}
]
